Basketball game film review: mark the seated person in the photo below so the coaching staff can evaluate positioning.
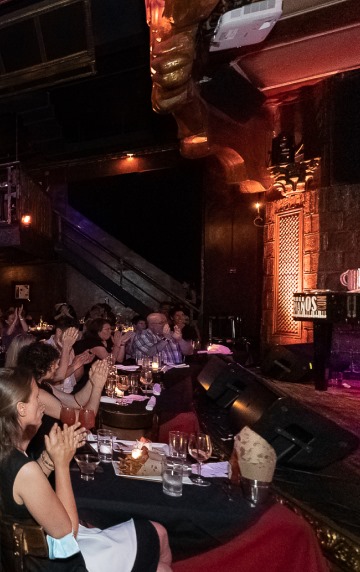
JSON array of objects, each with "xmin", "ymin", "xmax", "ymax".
[
  {"xmin": 17, "ymin": 342, "xmax": 108, "ymax": 458},
  {"xmin": 2, "ymin": 305, "xmax": 29, "ymax": 352},
  {"xmin": 45, "ymin": 316, "xmax": 93, "ymax": 393},
  {"xmin": 126, "ymin": 315, "xmax": 147, "ymax": 360},
  {"xmin": 74, "ymin": 318, "xmax": 132, "ymax": 364},
  {"xmin": 0, "ymin": 367, "xmax": 172, "ymax": 572},
  {"xmin": 168, "ymin": 306, "xmax": 200, "ymax": 346},
  {"xmin": 5, "ymin": 332, "xmax": 36, "ymax": 367},
  {"xmin": 53, "ymin": 301, "xmax": 78, "ymax": 321},
  {"xmin": 133, "ymin": 313, "xmax": 193, "ymax": 365},
  {"xmin": 83, "ymin": 303, "xmax": 116, "ymax": 334}
]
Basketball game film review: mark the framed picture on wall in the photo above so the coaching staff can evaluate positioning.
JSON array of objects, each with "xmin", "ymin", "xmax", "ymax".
[{"xmin": 14, "ymin": 283, "xmax": 31, "ymax": 301}]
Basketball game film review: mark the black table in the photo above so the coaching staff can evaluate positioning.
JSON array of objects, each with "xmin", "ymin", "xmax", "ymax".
[
  {"xmin": 72, "ymin": 461, "xmax": 270, "ymax": 560},
  {"xmin": 100, "ymin": 365, "xmax": 198, "ymax": 425}
]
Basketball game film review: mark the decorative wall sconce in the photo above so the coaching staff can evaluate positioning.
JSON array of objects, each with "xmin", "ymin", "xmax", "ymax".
[
  {"xmin": 268, "ymin": 158, "xmax": 320, "ymax": 197},
  {"xmin": 21, "ymin": 214, "xmax": 32, "ymax": 227},
  {"xmin": 253, "ymin": 202, "xmax": 264, "ymax": 227}
]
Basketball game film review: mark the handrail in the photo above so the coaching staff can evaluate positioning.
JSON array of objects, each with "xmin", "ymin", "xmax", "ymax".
[
  {"xmin": 62, "ymin": 232, "xmax": 160, "ymax": 306},
  {"xmin": 55, "ymin": 210, "xmax": 199, "ymax": 315}
]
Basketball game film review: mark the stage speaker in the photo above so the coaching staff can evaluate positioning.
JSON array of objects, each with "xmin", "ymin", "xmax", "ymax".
[
  {"xmin": 250, "ymin": 396, "xmax": 359, "ymax": 469},
  {"xmin": 199, "ymin": 64, "xmax": 265, "ymax": 124},
  {"xmin": 198, "ymin": 355, "xmax": 279, "ymax": 414},
  {"xmin": 198, "ymin": 356, "xmax": 359, "ymax": 469},
  {"xmin": 260, "ymin": 344, "xmax": 312, "ymax": 382}
]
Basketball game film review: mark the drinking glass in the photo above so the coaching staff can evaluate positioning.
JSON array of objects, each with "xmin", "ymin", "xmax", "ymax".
[
  {"xmin": 188, "ymin": 433, "xmax": 212, "ymax": 487},
  {"xmin": 162, "ymin": 458, "xmax": 183, "ymax": 497},
  {"xmin": 74, "ymin": 454, "xmax": 100, "ymax": 481},
  {"xmin": 169, "ymin": 431, "xmax": 188, "ymax": 460},
  {"xmin": 105, "ymin": 371, "xmax": 117, "ymax": 397},
  {"xmin": 130, "ymin": 374, "xmax": 139, "ymax": 394},
  {"xmin": 78, "ymin": 408, "xmax": 96, "ymax": 440},
  {"xmin": 60, "ymin": 405, "xmax": 76, "ymax": 426},
  {"xmin": 97, "ymin": 429, "xmax": 113, "ymax": 463},
  {"xmin": 116, "ymin": 375, "xmax": 130, "ymax": 406},
  {"xmin": 140, "ymin": 370, "xmax": 153, "ymax": 393}
]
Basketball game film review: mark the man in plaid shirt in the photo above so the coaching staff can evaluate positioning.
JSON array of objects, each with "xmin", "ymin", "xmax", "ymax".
[{"xmin": 133, "ymin": 313, "xmax": 193, "ymax": 365}]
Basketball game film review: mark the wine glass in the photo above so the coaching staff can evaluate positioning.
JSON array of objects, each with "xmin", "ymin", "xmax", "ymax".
[
  {"xmin": 78, "ymin": 408, "xmax": 96, "ymax": 440},
  {"xmin": 116, "ymin": 375, "xmax": 130, "ymax": 406},
  {"xmin": 188, "ymin": 433, "xmax": 212, "ymax": 487},
  {"xmin": 140, "ymin": 370, "xmax": 153, "ymax": 393},
  {"xmin": 60, "ymin": 405, "xmax": 76, "ymax": 426},
  {"xmin": 105, "ymin": 369, "xmax": 117, "ymax": 398}
]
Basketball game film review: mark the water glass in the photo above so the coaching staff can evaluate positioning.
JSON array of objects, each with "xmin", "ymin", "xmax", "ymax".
[
  {"xmin": 74, "ymin": 454, "xmax": 100, "ymax": 481},
  {"xmin": 169, "ymin": 431, "xmax": 188, "ymax": 460},
  {"xmin": 162, "ymin": 458, "xmax": 183, "ymax": 497},
  {"xmin": 97, "ymin": 429, "xmax": 113, "ymax": 463},
  {"xmin": 240, "ymin": 477, "xmax": 271, "ymax": 506},
  {"xmin": 130, "ymin": 374, "xmax": 139, "ymax": 394}
]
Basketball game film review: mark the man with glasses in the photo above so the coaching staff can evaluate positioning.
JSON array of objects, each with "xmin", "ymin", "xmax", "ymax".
[{"xmin": 133, "ymin": 312, "xmax": 193, "ymax": 365}]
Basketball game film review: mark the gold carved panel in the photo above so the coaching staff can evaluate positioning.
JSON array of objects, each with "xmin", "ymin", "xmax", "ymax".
[{"xmin": 274, "ymin": 208, "xmax": 303, "ymax": 338}]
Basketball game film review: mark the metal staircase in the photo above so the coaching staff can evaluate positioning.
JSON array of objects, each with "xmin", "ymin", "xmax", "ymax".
[{"xmin": 55, "ymin": 205, "xmax": 199, "ymax": 318}]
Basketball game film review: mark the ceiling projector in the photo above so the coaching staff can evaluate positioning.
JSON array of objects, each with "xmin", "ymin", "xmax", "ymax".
[{"xmin": 210, "ymin": 0, "xmax": 283, "ymax": 52}]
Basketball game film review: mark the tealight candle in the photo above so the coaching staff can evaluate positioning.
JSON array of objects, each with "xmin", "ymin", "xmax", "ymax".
[
  {"xmin": 152, "ymin": 362, "xmax": 159, "ymax": 371},
  {"xmin": 131, "ymin": 448, "xmax": 142, "ymax": 459}
]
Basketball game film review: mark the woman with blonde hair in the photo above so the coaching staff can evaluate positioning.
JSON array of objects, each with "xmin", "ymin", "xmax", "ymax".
[
  {"xmin": 0, "ymin": 367, "xmax": 173, "ymax": 572},
  {"xmin": 5, "ymin": 332, "xmax": 36, "ymax": 367}
]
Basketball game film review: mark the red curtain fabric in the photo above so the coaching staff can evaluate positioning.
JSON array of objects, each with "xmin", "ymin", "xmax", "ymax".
[{"xmin": 172, "ymin": 503, "xmax": 330, "ymax": 572}]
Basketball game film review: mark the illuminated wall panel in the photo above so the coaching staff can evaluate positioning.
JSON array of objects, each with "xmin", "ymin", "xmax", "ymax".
[{"xmin": 273, "ymin": 208, "xmax": 303, "ymax": 337}]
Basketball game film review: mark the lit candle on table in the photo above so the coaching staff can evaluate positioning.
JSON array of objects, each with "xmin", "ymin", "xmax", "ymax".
[
  {"xmin": 152, "ymin": 362, "xmax": 159, "ymax": 371},
  {"xmin": 131, "ymin": 448, "xmax": 142, "ymax": 459}
]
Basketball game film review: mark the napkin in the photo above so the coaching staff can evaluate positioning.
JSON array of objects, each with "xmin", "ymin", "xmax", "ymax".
[
  {"xmin": 233, "ymin": 426, "xmax": 276, "ymax": 483},
  {"xmin": 207, "ymin": 344, "xmax": 233, "ymax": 355},
  {"xmin": 100, "ymin": 396, "xmax": 117, "ymax": 404},
  {"xmin": 145, "ymin": 396, "xmax": 156, "ymax": 411},
  {"xmin": 152, "ymin": 383, "xmax": 162, "ymax": 396},
  {"xmin": 116, "ymin": 365, "xmax": 139, "ymax": 371},
  {"xmin": 100, "ymin": 395, "xmax": 148, "ymax": 405},
  {"xmin": 191, "ymin": 461, "xmax": 229, "ymax": 478},
  {"xmin": 162, "ymin": 363, "xmax": 190, "ymax": 371}
]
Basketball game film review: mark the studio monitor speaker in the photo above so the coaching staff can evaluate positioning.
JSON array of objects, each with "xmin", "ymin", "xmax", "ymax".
[
  {"xmin": 250, "ymin": 396, "xmax": 359, "ymax": 469},
  {"xmin": 198, "ymin": 356, "xmax": 279, "ymax": 418},
  {"xmin": 198, "ymin": 356, "xmax": 359, "ymax": 469},
  {"xmin": 260, "ymin": 344, "xmax": 312, "ymax": 382}
]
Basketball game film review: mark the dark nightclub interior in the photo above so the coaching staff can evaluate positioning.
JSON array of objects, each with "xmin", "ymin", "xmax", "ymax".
[{"xmin": 0, "ymin": 1, "xmax": 360, "ymax": 571}]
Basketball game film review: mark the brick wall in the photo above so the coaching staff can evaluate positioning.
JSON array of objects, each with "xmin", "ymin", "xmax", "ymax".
[{"xmin": 262, "ymin": 183, "xmax": 360, "ymax": 375}]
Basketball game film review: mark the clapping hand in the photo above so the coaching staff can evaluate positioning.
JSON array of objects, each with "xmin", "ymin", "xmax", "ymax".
[
  {"xmin": 113, "ymin": 329, "xmax": 132, "ymax": 346},
  {"xmin": 89, "ymin": 359, "xmax": 108, "ymax": 389},
  {"xmin": 45, "ymin": 422, "xmax": 83, "ymax": 468},
  {"xmin": 62, "ymin": 327, "xmax": 79, "ymax": 349},
  {"xmin": 172, "ymin": 325, "xmax": 183, "ymax": 341},
  {"xmin": 162, "ymin": 323, "xmax": 173, "ymax": 340},
  {"xmin": 72, "ymin": 350, "xmax": 94, "ymax": 369}
]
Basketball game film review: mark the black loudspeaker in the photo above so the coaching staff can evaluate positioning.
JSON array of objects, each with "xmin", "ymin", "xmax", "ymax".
[
  {"xmin": 198, "ymin": 356, "xmax": 278, "ymax": 414},
  {"xmin": 260, "ymin": 344, "xmax": 313, "ymax": 382},
  {"xmin": 198, "ymin": 356, "xmax": 359, "ymax": 469},
  {"xmin": 199, "ymin": 64, "xmax": 265, "ymax": 123},
  {"xmin": 250, "ymin": 397, "xmax": 359, "ymax": 469}
]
